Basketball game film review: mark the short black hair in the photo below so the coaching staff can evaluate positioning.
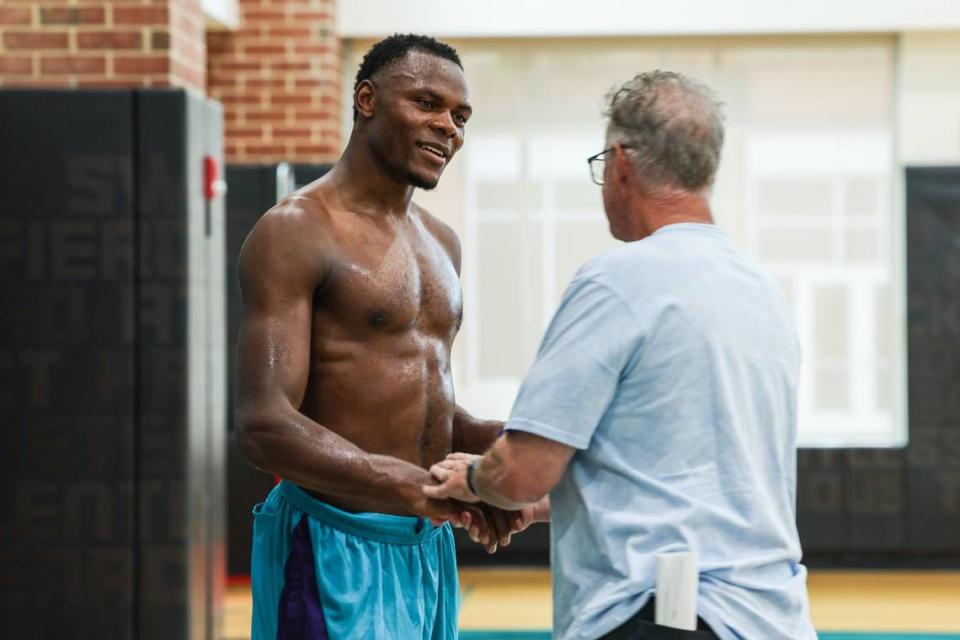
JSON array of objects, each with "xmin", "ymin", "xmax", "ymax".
[{"xmin": 352, "ymin": 33, "xmax": 462, "ymax": 121}]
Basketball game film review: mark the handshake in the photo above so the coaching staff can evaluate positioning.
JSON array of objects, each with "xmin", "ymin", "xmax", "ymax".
[{"xmin": 419, "ymin": 452, "xmax": 548, "ymax": 554}]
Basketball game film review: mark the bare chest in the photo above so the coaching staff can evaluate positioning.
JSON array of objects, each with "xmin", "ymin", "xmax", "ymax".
[{"xmin": 321, "ymin": 226, "xmax": 463, "ymax": 338}]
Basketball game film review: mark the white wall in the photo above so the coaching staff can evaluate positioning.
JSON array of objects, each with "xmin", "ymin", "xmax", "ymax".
[
  {"xmin": 340, "ymin": 0, "xmax": 960, "ymax": 38},
  {"xmin": 898, "ymin": 32, "xmax": 960, "ymax": 165}
]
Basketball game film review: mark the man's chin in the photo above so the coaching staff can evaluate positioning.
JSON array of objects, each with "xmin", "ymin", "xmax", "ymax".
[{"xmin": 408, "ymin": 171, "xmax": 441, "ymax": 191}]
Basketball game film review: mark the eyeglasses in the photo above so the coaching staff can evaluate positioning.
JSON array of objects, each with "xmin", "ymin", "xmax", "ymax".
[{"xmin": 586, "ymin": 145, "xmax": 632, "ymax": 185}]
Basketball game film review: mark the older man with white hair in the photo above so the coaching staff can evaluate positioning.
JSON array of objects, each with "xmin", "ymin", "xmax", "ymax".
[{"xmin": 425, "ymin": 71, "xmax": 817, "ymax": 640}]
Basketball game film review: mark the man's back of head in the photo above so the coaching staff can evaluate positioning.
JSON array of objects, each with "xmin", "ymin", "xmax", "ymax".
[{"xmin": 605, "ymin": 70, "xmax": 725, "ymax": 192}]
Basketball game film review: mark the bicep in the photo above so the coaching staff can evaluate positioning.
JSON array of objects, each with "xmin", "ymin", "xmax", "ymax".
[{"xmin": 235, "ymin": 222, "xmax": 322, "ymax": 415}]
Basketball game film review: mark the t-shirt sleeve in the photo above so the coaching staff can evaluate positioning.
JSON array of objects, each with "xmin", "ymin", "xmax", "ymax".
[{"xmin": 504, "ymin": 277, "xmax": 642, "ymax": 449}]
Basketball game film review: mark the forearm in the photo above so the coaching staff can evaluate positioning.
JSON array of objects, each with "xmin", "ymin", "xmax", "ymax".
[
  {"xmin": 472, "ymin": 445, "xmax": 545, "ymax": 511},
  {"xmin": 452, "ymin": 405, "xmax": 504, "ymax": 454},
  {"xmin": 238, "ymin": 403, "xmax": 428, "ymax": 512}
]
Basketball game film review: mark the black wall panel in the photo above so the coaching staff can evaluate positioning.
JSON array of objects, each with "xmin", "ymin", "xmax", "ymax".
[
  {"xmin": 137, "ymin": 90, "xmax": 192, "ymax": 639},
  {"xmin": 796, "ymin": 449, "xmax": 847, "ymax": 553},
  {"xmin": 903, "ymin": 166, "xmax": 960, "ymax": 555},
  {"xmin": 0, "ymin": 90, "xmax": 137, "ymax": 638},
  {"xmin": 0, "ymin": 88, "xmax": 226, "ymax": 638}
]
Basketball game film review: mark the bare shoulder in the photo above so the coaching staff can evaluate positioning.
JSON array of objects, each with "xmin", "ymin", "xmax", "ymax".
[
  {"xmin": 238, "ymin": 189, "xmax": 334, "ymax": 293},
  {"xmin": 413, "ymin": 202, "xmax": 462, "ymax": 272}
]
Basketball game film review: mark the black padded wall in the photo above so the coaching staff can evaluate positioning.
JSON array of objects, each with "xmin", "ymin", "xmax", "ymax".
[
  {"xmin": 903, "ymin": 166, "xmax": 960, "ymax": 554},
  {"xmin": 0, "ymin": 89, "xmax": 227, "ymax": 638},
  {"xmin": 0, "ymin": 90, "xmax": 138, "ymax": 638}
]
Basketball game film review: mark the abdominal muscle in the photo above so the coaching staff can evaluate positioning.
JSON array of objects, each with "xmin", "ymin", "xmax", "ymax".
[{"xmin": 297, "ymin": 332, "xmax": 456, "ymax": 515}]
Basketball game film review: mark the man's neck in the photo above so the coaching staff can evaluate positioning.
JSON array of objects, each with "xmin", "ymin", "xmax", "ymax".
[
  {"xmin": 640, "ymin": 188, "xmax": 714, "ymax": 238},
  {"xmin": 330, "ymin": 135, "xmax": 415, "ymax": 218}
]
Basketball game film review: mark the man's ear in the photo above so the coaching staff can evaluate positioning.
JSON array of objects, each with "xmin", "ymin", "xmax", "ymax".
[
  {"xmin": 611, "ymin": 143, "xmax": 631, "ymax": 185},
  {"xmin": 355, "ymin": 79, "xmax": 377, "ymax": 119}
]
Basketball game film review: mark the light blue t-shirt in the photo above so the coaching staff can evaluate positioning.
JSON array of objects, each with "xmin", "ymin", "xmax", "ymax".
[{"xmin": 505, "ymin": 223, "xmax": 816, "ymax": 640}]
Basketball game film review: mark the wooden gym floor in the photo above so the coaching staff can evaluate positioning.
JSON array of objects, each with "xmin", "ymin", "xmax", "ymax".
[{"xmin": 224, "ymin": 569, "xmax": 960, "ymax": 638}]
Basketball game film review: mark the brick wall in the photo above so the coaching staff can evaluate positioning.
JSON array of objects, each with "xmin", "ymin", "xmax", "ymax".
[
  {"xmin": 206, "ymin": 0, "xmax": 341, "ymax": 164},
  {"xmin": 0, "ymin": 0, "xmax": 206, "ymax": 92}
]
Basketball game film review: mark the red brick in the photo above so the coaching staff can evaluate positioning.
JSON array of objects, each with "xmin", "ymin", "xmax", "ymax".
[
  {"xmin": 273, "ymin": 127, "xmax": 311, "ymax": 138},
  {"xmin": 248, "ymin": 78, "xmax": 285, "ymax": 88},
  {"xmin": 41, "ymin": 7, "xmax": 105, "ymax": 25},
  {"xmin": 292, "ymin": 109, "xmax": 336, "ymax": 121},
  {"xmin": 208, "ymin": 75, "xmax": 239, "ymax": 89},
  {"xmin": 243, "ymin": 10, "xmax": 285, "ymax": 21},
  {"xmin": 114, "ymin": 56, "xmax": 169, "ymax": 74},
  {"xmin": 290, "ymin": 11, "xmax": 333, "ymax": 22},
  {"xmin": 113, "ymin": 6, "xmax": 168, "ymax": 25},
  {"xmin": 246, "ymin": 144, "xmax": 287, "ymax": 155},
  {"xmin": 268, "ymin": 27, "xmax": 312, "ymax": 38},
  {"xmin": 292, "ymin": 44, "xmax": 331, "ymax": 55},
  {"xmin": 236, "ymin": 26, "xmax": 265, "ymax": 38},
  {"xmin": 0, "ymin": 56, "xmax": 33, "ymax": 75},
  {"xmin": 318, "ymin": 127, "xmax": 340, "ymax": 137},
  {"xmin": 220, "ymin": 94, "xmax": 263, "ymax": 105},
  {"xmin": 77, "ymin": 79, "xmax": 143, "ymax": 88},
  {"xmin": 77, "ymin": 31, "xmax": 142, "ymax": 50},
  {"xmin": 226, "ymin": 126, "xmax": 265, "ymax": 137},
  {"xmin": 206, "ymin": 70, "xmax": 242, "ymax": 84},
  {"xmin": 221, "ymin": 61, "xmax": 262, "ymax": 71},
  {"xmin": 0, "ymin": 7, "xmax": 32, "ymax": 24},
  {"xmin": 245, "ymin": 109, "xmax": 289, "ymax": 121},
  {"xmin": 271, "ymin": 93, "xmax": 312, "ymax": 105},
  {"xmin": 271, "ymin": 61, "xmax": 310, "ymax": 71},
  {"xmin": 244, "ymin": 44, "xmax": 286, "ymax": 55},
  {"xmin": 293, "ymin": 144, "xmax": 338, "ymax": 156},
  {"xmin": 1, "ymin": 79, "xmax": 70, "ymax": 88},
  {"xmin": 3, "ymin": 32, "xmax": 69, "ymax": 50},
  {"xmin": 41, "ymin": 56, "xmax": 106, "ymax": 74}
]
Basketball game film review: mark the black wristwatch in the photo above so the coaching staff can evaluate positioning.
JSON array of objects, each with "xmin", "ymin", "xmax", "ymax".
[{"xmin": 466, "ymin": 460, "xmax": 480, "ymax": 498}]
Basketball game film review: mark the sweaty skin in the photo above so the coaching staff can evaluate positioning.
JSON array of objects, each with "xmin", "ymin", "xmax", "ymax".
[{"xmin": 235, "ymin": 51, "xmax": 511, "ymax": 533}]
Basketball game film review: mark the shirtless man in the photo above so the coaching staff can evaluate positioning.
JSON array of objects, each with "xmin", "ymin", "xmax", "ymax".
[{"xmin": 235, "ymin": 35, "xmax": 536, "ymax": 640}]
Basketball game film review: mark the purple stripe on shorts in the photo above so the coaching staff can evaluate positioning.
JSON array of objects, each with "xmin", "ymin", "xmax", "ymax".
[{"xmin": 277, "ymin": 515, "xmax": 329, "ymax": 640}]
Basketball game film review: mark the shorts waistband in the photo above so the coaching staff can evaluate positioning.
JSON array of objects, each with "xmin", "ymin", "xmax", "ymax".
[{"xmin": 278, "ymin": 481, "xmax": 447, "ymax": 545}]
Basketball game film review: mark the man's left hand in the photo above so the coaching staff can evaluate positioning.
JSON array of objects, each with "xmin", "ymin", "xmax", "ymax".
[
  {"xmin": 425, "ymin": 452, "xmax": 539, "ymax": 553},
  {"xmin": 424, "ymin": 452, "xmax": 481, "ymax": 503}
]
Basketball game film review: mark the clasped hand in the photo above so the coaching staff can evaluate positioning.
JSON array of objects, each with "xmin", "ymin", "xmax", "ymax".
[{"xmin": 424, "ymin": 452, "xmax": 535, "ymax": 554}]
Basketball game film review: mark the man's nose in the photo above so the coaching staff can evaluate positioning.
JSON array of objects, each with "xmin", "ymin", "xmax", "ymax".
[{"xmin": 431, "ymin": 111, "xmax": 457, "ymax": 138}]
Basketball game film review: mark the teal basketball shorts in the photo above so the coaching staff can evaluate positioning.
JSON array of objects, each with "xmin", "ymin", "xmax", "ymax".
[{"xmin": 250, "ymin": 481, "xmax": 460, "ymax": 640}]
